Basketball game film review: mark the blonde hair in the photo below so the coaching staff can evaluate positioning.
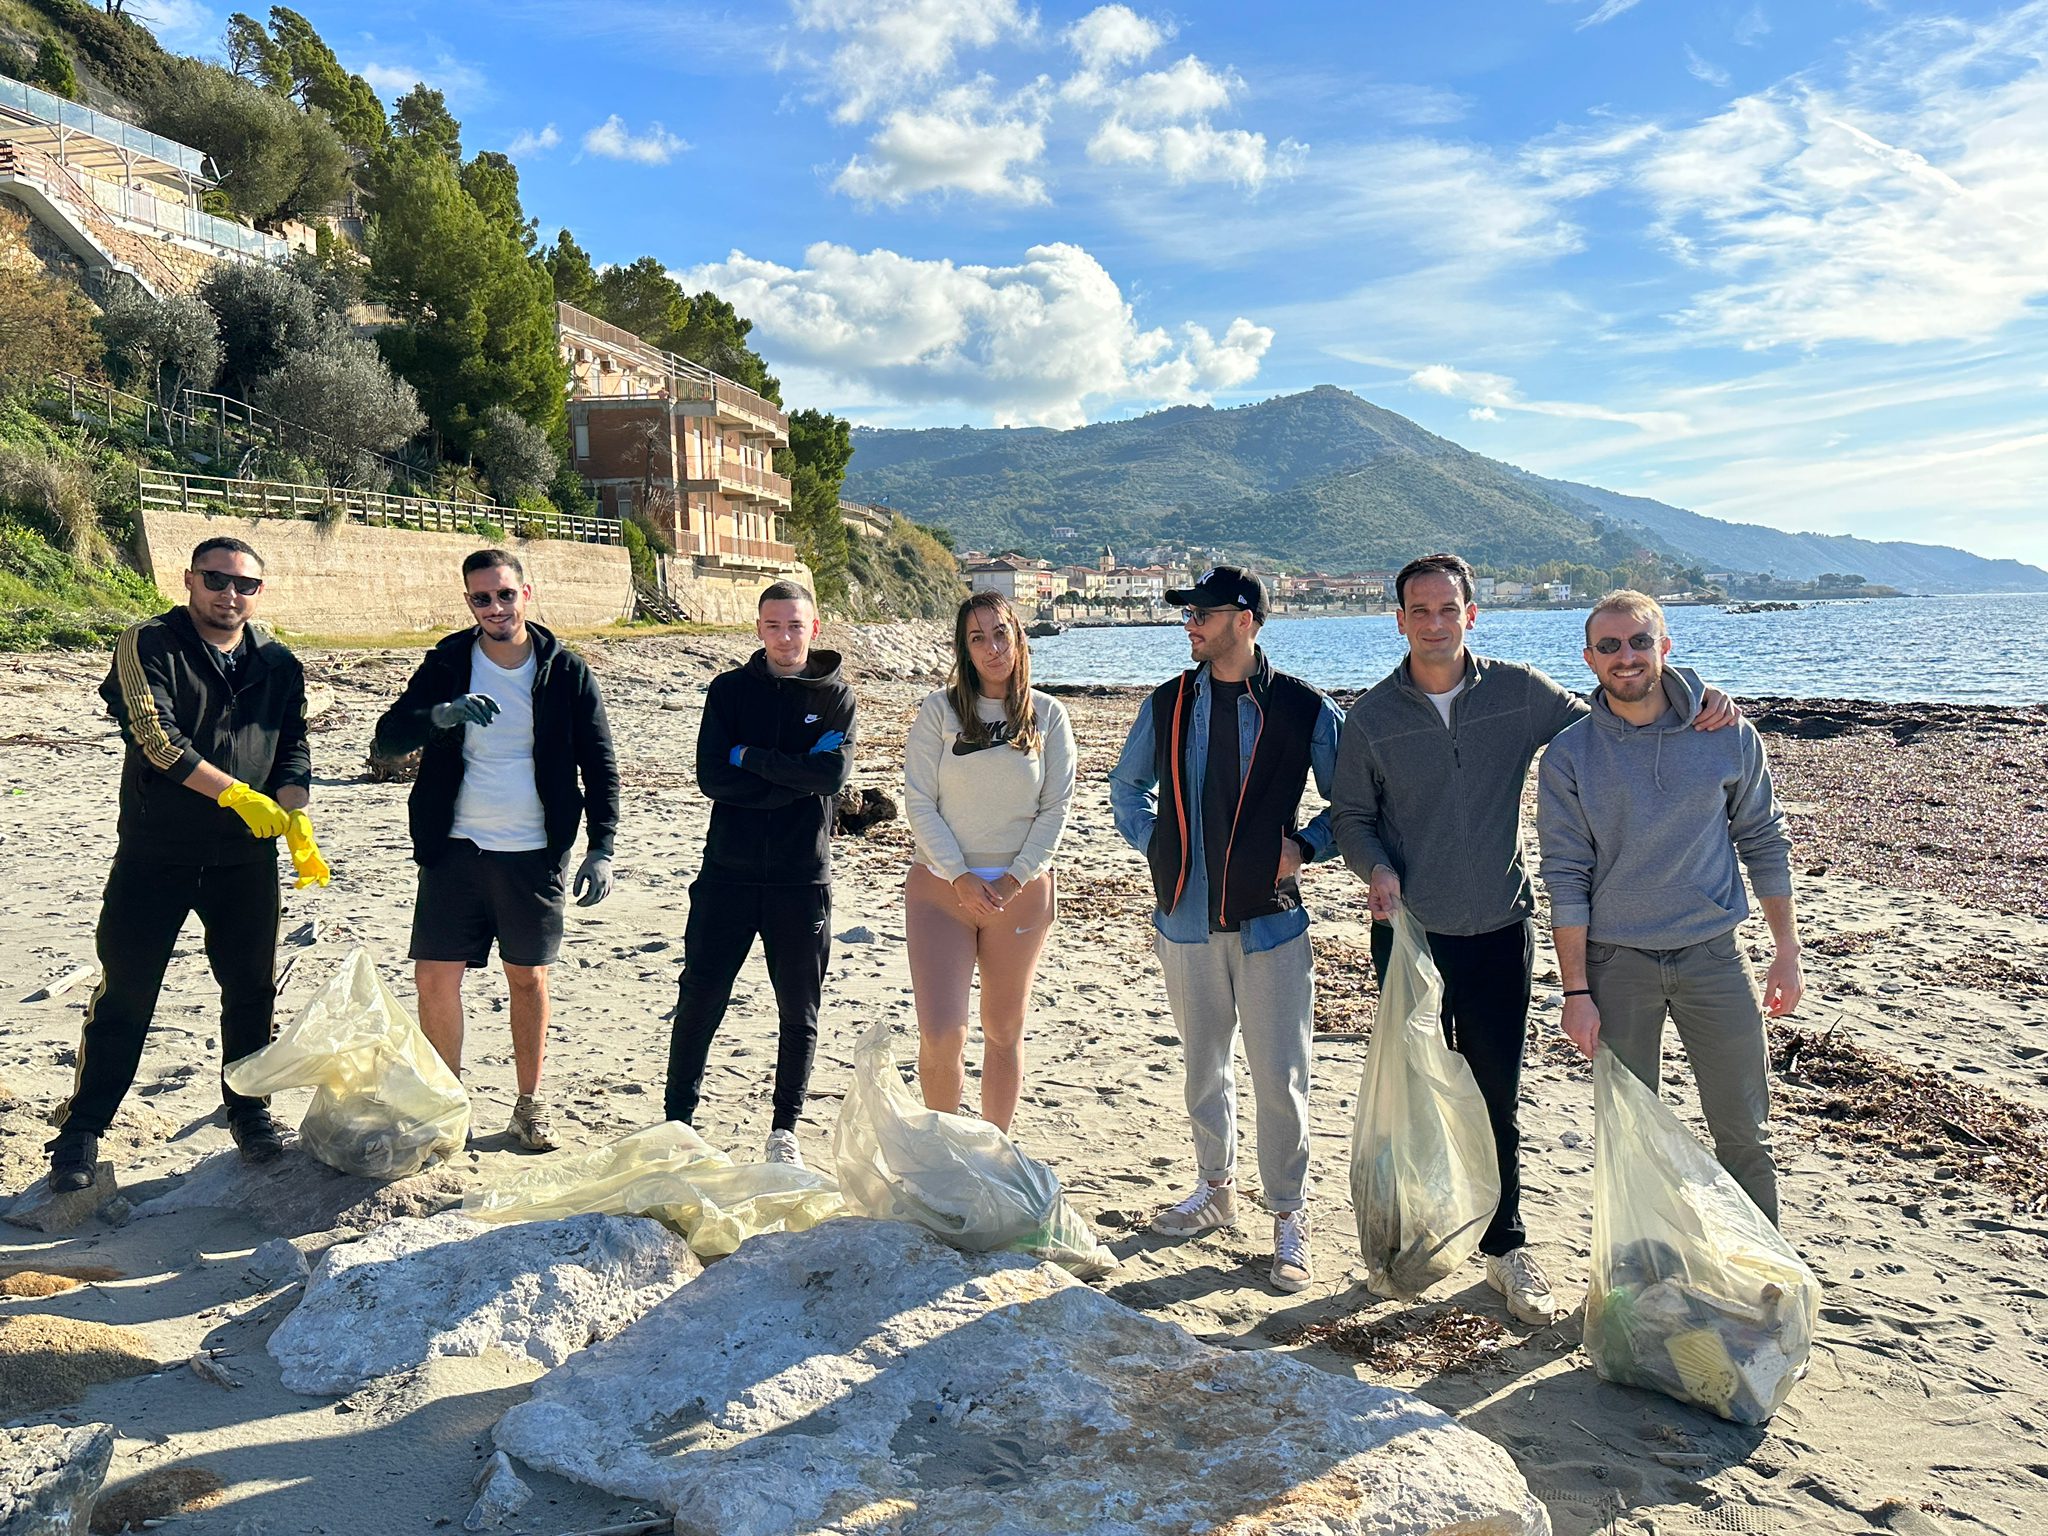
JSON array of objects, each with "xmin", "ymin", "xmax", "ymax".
[
  {"xmin": 949, "ymin": 591, "xmax": 1040, "ymax": 754},
  {"xmin": 1585, "ymin": 589, "xmax": 1666, "ymax": 645}
]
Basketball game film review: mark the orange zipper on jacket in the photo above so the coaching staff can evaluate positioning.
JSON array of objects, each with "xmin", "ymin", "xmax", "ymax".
[{"xmin": 1168, "ymin": 673, "xmax": 1192, "ymax": 913}]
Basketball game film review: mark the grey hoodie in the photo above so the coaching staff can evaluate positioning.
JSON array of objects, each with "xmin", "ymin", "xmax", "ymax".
[{"xmin": 1536, "ymin": 666, "xmax": 1792, "ymax": 949}]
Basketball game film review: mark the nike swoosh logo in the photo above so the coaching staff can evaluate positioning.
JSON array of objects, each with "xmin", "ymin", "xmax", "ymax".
[
  {"xmin": 951, "ymin": 739, "xmax": 1009, "ymax": 756},
  {"xmin": 805, "ymin": 714, "xmax": 821, "ymax": 723}
]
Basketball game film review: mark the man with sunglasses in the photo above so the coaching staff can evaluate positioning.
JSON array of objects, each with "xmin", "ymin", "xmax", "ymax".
[
  {"xmin": 1109, "ymin": 567, "xmax": 1344, "ymax": 1294},
  {"xmin": 374, "ymin": 549, "xmax": 618, "ymax": 1152},
  {"xmin": 1332, "ymin": 552, "xmax": 1740, "ymax": 1324},
  {"xmin": 1538, "ymin": 591, "xmax": 1798, "ymax": 1223},
  {"xmin": 46, "ymin": 537, "xmax": 328, "ymax": 1193}
]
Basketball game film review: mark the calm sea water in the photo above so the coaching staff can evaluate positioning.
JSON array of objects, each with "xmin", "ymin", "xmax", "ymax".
[{"xmin": 1026, "ymin": 592, "xmax": 2048, "ymax": 705}]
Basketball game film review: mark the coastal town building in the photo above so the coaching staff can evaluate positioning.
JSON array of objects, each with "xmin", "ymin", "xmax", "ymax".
[
  {"xmin": 1, "ymin": 69, "xmax": 287, "ymax": 295},
  {"xmin": 966, "ymin": 554, "xmax": 1061, "ymax": 605},
  {"xmin": 557, "ymin": 302, "xmax": 797, "ymax": 575}
]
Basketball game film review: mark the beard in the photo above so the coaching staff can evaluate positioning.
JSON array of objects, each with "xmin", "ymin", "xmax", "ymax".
[{"xmin": 1604, "ymin": 667, "xmax": 1660, "ymax": 703}]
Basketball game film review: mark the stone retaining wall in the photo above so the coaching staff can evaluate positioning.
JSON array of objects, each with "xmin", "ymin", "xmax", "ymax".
[{"xmin": 135, "ymin": 510, "xmax": 633, "ymax": 635}]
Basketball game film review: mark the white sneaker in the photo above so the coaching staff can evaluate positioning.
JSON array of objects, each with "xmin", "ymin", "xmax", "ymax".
[
  {"xmin": 507, "ymin": 1095, "xmax": 559, "ymax": 1153},
  {"xmin": 1486, "ymin": 1247, "xmax": 1561, "ymax": 1324},
  {"xmin": 764, "ymin": 1128, "xmax": 804, "ymax": 1168},
  {"xmin": 1271, "ymin": 1210, "xmax": 1311, "ymax": 1293},
  {"xmin": 1150, "ymin": 1180, "xmax": 1236, "ymax": 1237}
]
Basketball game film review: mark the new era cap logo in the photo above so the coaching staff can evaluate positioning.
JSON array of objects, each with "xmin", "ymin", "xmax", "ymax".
[{"xmin": 1200, "ymin": 568, "xmax": 1217, "ymax": 584}]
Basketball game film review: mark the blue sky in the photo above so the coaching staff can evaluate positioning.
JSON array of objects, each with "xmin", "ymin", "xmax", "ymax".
[{"xmin": 142, "ymin": 1, "xmax": 2048, "ymax": 566}]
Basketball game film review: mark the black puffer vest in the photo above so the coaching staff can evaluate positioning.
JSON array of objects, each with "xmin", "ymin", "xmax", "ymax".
[{"xmin": 1146, "ymin": 649, "xmax": 1321, "ymax": 927}]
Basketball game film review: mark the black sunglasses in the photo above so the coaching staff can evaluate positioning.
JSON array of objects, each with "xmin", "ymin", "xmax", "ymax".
[
  {"xmin": 1592, "ymin": 633, "xmax": 1659, "ymax": 655},
  {"xmin": 467, "ymin": 588, "xmax": 521, "ymax": 609},
  {"xmin": 196, "ymin": 569, "xmax": 262, "ymax": 597}
]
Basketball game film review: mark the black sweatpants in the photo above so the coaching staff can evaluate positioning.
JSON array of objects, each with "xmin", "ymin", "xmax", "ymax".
[
  {"xmin": 1372, "ymin": 915, "xmax": 1534, "ymax": 1257},
  {"xmin": 59, "ymin": 857, "xmax": 281, "ymax": 1136},
  {"xmin": 664, "ymin": 878, "xmax": 831, "ymax": 1133}
]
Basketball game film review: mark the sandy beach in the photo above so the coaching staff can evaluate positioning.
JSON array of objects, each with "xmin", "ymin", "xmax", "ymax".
[{"xmin": 3, "ymin": 623, "xmax": 2046, "ymax": 1536}]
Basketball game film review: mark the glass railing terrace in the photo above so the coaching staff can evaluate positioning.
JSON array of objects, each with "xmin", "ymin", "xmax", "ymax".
[{"xmin": 0, "ymin": 74, "xmax": 210, "ymax": 180}]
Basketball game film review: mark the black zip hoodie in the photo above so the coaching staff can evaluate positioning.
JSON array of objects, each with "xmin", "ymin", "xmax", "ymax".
[
  {"xmin": 101, "ymin": 607, "xmax": 312, "ymax": 866},
  {"xmin": 693, "ymin": 649, "xmax": 857, "ymax": 885},
  {"xmin": 372, "ymin": 623, "xmax": 619, "ymax": 867}
]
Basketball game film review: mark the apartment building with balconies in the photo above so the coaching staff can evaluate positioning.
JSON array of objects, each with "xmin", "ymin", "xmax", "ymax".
[
  {"xmin": 557, "ymin": 302, "xmax": 799, "ymax": 576},
  {"xmin": 0, "ymin": 71, "xmax": 287, "ymax": 295}
]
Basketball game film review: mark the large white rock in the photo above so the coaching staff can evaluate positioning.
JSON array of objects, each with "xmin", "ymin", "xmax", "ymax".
[
  {"xmin": 494, "ymin": 1218, "xmax": 1549, "ymax": 1536},
  {"xmin": 268, "ymin": 1211, "xmax": 697, "ymax": 1395}
]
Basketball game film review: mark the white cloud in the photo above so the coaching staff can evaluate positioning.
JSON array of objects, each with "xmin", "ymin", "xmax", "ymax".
[
  {"xmin": 1088, "ymin": 119, "xmax": 1301, "ymax": 188},
  {"xmin": 583, "ymin": 115, "xmax": 690, "ymax": 164},
  {"xmin": 1578, "ymin": 0, "xmax": 1647, "ymax": 31},
  {"xmin": 1063, "ymin": 4, "xmax": 1170, "ymax": 71},
  {"xmin": 130, "ymin": 0, "xmax": 217, "ymax": 51},
  {"xmin": 507, "ymin": 124, "xmax": 561, "ymax": 157},
  {"xmin": 1356, "ymin": 84, "xmax": 1469, "ymax": 127},
  {"xmin": 1684, "ymin": 46, "xmax": 1730, "ymax": 88},
  {"xmin": 678, "ymin": 242, "xmax": 1273, "ymax": 427},
  {"xmin": 1410, "ymin": 363, "xmax": 1689, "ymax": 433},
  {"xmin": 793, "ymin": 0, "xmax": 1035, "ymax": 123},
  {"xmin": 1469, "ymin": 406, "xmax": 1500, "ymax": 421},
  {"xmin": 834, "ymin": 82, "xmax": 1049, "ymax": 204},
  {"xmin": 1070, "ymin": 54, "xmax": 1237, "ymax": 121},
  {"xmin": 1733, "ymin": 4, "xmax": 1771, "ymax": 47},
  {"xmin": 356, "ymin": 55, "xmax": 489, "ymax": 104},
  {"xmin": 1598, "ymin": 8, "xmax": 2048, "ymax": 348}
]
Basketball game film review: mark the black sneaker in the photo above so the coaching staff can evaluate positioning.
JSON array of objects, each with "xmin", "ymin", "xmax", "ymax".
[
  {"xmin": 230, "ymin": 1110, "xmax": 286, "ymax": 1164},
  {"xmin": 45, "ymin": 1128, "xmax": 100, "ymax": 1193}
]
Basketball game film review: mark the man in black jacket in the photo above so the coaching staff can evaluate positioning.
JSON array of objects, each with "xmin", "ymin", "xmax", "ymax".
[
  {"xmin": 665, "ymin": 580, "xmax": 855, "ymax": 1168},
  {"xmin": 47, "ymin": 536, "xmax": 328, "ymax": 1192},
  {"xmin": 373, "ymin": 549, "xmax": 618, "ymax": 1152}
]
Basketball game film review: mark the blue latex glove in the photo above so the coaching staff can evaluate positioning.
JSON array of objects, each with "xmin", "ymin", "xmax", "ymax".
[
  {"xmin": 811, "ymin": 729, "xmax": 847, "ymax": 754},
  {"xmin": 729, "ymin": 745, "xmax": 748, "ymax": 767}
]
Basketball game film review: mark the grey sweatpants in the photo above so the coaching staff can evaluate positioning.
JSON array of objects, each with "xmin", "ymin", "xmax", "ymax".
[
  {"xmin": 1153, "ymin": 930, "xmax": 1314, "ymax": 1212},
  {"xmin": 1589, "ymin": 932, "xmax": 1779, "ymax": 1225}
]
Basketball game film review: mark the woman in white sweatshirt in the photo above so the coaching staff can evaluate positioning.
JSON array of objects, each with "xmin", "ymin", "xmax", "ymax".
[{"xmin": 902, "ymin": 591, "xmax": 1077, "ymax": 1131}]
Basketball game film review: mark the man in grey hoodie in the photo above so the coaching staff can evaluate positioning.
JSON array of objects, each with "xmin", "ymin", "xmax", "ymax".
[
  {"xmin": 1332, "ymin": 553, "xmax": 1739, "ymax": 1323},
  {"xmin": 1537, "ymin": 590, "xmax": 1802, "ymax": 1224}
]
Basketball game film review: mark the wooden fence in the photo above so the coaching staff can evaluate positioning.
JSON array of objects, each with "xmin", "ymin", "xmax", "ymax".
[{"xmin": 137, "ymin": 469, "xmax": 622, "ymax": 545}]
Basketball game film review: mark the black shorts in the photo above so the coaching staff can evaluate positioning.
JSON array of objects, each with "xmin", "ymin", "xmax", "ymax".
[{"xmin": 409, "ymin": 839, "xmax": 569, "ymax": 968}]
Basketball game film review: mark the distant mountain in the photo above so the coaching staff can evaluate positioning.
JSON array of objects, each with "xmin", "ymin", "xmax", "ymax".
[{"xmin": 844, "ymin": 387, "xmax": 2048, "ymax": 594}]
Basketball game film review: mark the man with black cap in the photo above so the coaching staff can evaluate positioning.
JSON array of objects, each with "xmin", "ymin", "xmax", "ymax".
[{"xmin": 1109, "ymin": 566, "xmax": 1344, "ymax": 1293}]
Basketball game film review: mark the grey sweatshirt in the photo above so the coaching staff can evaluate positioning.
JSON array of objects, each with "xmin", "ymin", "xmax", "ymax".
[
  {"xmin": 1536, "ymin": 667, "xmax": 1792, "ymax": 949},
  {"xmin": 1333, "ymin": 654, "xmax": 1587, "ymax": 936}
]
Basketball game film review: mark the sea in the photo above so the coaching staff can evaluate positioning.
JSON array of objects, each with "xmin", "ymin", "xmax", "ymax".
[{"xmin": 1024, "ymin": 591, "xmax": 2048, "ymax": 706}]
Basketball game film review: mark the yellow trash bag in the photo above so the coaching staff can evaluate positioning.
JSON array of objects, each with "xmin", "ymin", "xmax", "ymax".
[
  {"xmin": 1350, "ymin": 907, "xmax": 1501, "ymax": 1296},
  {"xmin": 224, "ymin": 948, "xmax": 468, "ymax": 1179},
  {"xmin": 1583, "ymin": 1048, "xmax": 1819, "ymax": 1423},
  {"xmin": 462, "ymin": 1121, "xmax": 843, "ymax": 1258},
  {"xmin": 834, "ymin": 1020, "xmax": 1115, "ymax": 1279}
]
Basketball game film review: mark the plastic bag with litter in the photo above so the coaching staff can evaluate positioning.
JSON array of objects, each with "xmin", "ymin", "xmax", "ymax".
[
  {"xmin": 462, "ymin": 1120, "xmax": 843, "ymax": 1257},
  {"xmin": 833, "ymin": 1019, "xmax": 1115, "ymax": 1278},
  {"xmin": 1583, "ymin": 1047, "xmax": 1819, "ymax": 1423},
  {"xmin": 1349, "ymin": 907, "xmax": 1501, "ymax": 1296},
  {"xmin": 224, "ymin": 948, "xmax": 468, "ymax": 1178}
]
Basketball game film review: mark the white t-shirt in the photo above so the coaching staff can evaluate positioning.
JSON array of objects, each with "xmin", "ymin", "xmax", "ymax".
[
  {"xmin": 1425, "ymin": 679, "xmax": 1466, "ymax": 728},
  {"xmin": 451, "ymin": 647, "xmax": 547, "ymax": 851}
]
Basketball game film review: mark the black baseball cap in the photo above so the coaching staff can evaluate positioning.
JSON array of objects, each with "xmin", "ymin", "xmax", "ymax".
[{"xmin": 1166, "ymin": 565, "xmax": 1269, "ymax": 620}]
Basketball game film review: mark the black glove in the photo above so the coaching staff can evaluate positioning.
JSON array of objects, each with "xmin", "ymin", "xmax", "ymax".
[
  {"xmin": 573, "ymin": 852, "xmax": 613, "ymax": 907},
  {"xmin": 430, "ymin": 694, "xmax": 502, "ymax": 730}
]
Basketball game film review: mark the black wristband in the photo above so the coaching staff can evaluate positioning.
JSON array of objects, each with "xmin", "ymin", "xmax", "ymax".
[{"xmin": 1563, "ymin": 989, "xmax": 1592, "ymax": 998}]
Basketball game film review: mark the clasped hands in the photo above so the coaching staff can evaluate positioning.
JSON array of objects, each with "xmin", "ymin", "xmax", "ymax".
[{"xmin": 952, "ymin": 870, "xmax": 1023, "ymax": 919}]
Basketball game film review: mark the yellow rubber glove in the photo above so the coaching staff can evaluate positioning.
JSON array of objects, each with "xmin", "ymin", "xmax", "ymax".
[
  {"xmin": 284, "ymin": 809, "xmax": 331, "ymax": 889},
  {"xmin": 218, "ymin": 781, "xmax": 289, "ymax": 838}
]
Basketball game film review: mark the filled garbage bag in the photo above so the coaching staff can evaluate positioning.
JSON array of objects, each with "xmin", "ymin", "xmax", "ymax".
[
  {"xmin": 834, "ymin": 1019, "xmax": 1115, "ymax": 1278},
  {"xmin": 1584, "ymin": 1048, "xmax": 1819, "ymax": 1423},
  {"xmin": 1350, "ymin": 907, "xmax": 1500, "ymax": 1296},
  {"xmin": 224, "ymin": 948, "xmax": 468, "ymax": 1178},
  {"xmin": 462, "ymin": 1120, "xmax": 844, "ymax": 1257}
]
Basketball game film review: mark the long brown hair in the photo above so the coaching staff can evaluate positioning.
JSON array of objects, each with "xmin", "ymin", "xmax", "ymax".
[{"xmin": 949, "ymin": 591, "xmax": 1040, "ymax": 753}]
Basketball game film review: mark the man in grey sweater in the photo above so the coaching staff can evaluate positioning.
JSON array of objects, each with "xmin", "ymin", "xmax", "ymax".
[
  {"xmin": 1332, "ymin": 553, "xmax": 1738, "ymax": 1323},
  {"xmin": 1537, "ymin": 590, "xmax": 1802, "ymax": 1224}
]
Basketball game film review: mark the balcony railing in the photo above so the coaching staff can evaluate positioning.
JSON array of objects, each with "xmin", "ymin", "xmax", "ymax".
[
  {"xmin": 557, "ymin": 302, "xmax": 788, "ymax": 441},
  {"xmin": 724, "ymin": 536, "xmax": 798, "ymax": 565},
  {"xmin": 0, "ymin": 137, "xmax": 284, "ymax": 262},
  {"xmin": 139, "ymin": 469, "xmax": 622, "ymax": 545},
  {"xmin": 704, "ymin": 458, "xmax": 792, "ymax": 503},
  {"xmin": 0, "ymin": 73, "xmax": 210, "ymax": 179}
]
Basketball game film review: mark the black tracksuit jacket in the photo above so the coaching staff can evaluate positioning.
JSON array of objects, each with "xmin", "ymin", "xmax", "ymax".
[
  {"xmin": 372, "ymin": 623, "xmax": 619, "ymax": 867},
  {"xmin": 101, "ymin": 607, "xmax": 311, "ymax": 865},
  {"xmin": 693, "ymin": 649, "xmax": 856, "ymax": 885}
]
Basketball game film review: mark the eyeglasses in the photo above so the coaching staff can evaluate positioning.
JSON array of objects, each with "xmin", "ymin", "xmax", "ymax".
[
  {"xmin": 195, "ymin": 570, "xmax": 262, "ymax": 597},
  {"xmin": 467, "ymin": 588, "xmax": 521, "ymax": 609},
  {"xmin": 1182, "ymin": 607, "xmax": 1226, "ymax": 625},
  {"xmin": 1591, "ymin": 633, "xmax": 1659, "ymax": 655}
]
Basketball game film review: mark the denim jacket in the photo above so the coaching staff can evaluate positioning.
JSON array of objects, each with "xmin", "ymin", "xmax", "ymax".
[{"xmin": 1108, "ymin": 661, "xmax": 1344, "ymax": 953}]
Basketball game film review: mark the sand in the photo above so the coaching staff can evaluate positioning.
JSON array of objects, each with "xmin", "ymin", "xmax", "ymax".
[{"xmin": 1, "ymin": 624, "xmax": 2045, "ymax": 1535}]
